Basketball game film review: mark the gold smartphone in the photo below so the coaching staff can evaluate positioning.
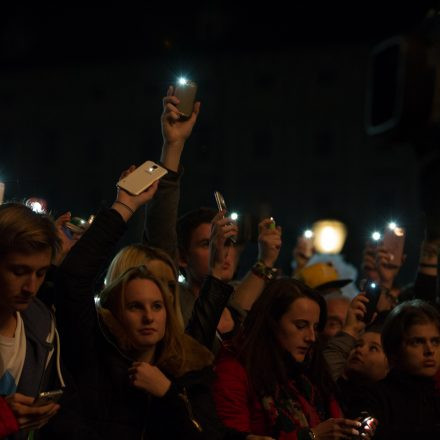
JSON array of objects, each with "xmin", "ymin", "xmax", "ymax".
[
  {"xmin": 117, "ymin": 161, "xmax": 168, "ymax": 196},
  {"xmin": 174, "ymin": 79, "xmax": 197, "ymax": 119}
]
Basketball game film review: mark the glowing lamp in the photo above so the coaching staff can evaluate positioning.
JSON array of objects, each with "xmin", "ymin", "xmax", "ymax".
[{"xmin": 312, "ymin": 219, "xmax": 347, "ymax": 254}]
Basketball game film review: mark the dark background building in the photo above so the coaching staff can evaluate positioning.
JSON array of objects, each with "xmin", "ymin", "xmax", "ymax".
[{"xmin": 1, "ymin": 2, "xmax": 438, "ymax": 284}]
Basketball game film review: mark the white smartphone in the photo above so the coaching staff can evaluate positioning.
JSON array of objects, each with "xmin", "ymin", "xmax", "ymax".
[
  {"xmin": 34, "ymin": 389, "xmax": 63, "ymax": 406},
  {"xmin": 117, "ymin": 161, "xmax": 168, "ymax": 196}
]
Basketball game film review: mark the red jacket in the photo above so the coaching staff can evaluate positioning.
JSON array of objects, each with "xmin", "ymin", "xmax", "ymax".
[
  {"xmin": 213, "ymin": 348, "xmax": 342, "ymax": 439},
  {"xmin": 0, "ymin": 397, "xmax": 18, "ymax": 438}
]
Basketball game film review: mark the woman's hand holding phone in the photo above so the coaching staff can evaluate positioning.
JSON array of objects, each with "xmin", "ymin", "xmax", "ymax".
[{"xmin": 112, "ymin": 166, "xmax": 159, "ymax": 222}]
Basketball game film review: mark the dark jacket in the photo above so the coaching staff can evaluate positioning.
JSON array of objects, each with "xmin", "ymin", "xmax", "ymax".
[
  {"xmin": 142, "ymin": 167, "xmax": 242, "ymax": 351},
  {"xmin": 357, "ymin": 369, "xmax": 440, "ymax": 439},
  {"xmin": 55, "ymin": 208, "xmax": 243, "ymax": 440}
]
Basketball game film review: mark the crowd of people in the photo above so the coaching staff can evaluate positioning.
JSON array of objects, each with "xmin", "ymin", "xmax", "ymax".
[{"xmin": 1, "ymin": 87, "xmax": 439, "ymax": 439}]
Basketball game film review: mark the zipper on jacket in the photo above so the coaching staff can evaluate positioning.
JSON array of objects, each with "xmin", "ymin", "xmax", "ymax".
[{"xmin": 178, "ymin": 387, "xmax": 203, "ymax": 432}]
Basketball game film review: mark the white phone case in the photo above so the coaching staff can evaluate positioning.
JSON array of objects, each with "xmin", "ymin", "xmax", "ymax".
[{"xmin": 117, "ymin": 161, "xmax": 168, "ymax": 196}]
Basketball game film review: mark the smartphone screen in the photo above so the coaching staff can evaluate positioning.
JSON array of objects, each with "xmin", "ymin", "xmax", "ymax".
[
  {"xmin": 34, "ymin": 389, "xmax": 63, "ymax": 406},
  {"xmin": 362, "ymin": 279, "xmax": 381, "ymax": 323}
]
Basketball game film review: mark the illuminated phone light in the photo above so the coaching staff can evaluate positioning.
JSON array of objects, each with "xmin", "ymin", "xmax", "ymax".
[
  {"xmin": 370, "ymin": 282, "xmax": 377, "ymax": 289},
  {"xmin": 304, "ymin": 229, "xmax": 313, "ymax": 239},
  {"xmin": 312, "ymin": 219, "xmax": 347, "ymax": 254},
  {"xmin": 178, "ymin": 77, "xmax": 188, "ymax": 85},
  {"xmin": 371, "ymin": 231, "xmax": 381, "ymax": 241},
  {"xmin": 26, "ymin": 198, "xmax": 48, "ymax": 214},
  {"xmin": 94, "ymin": 295, "xmax": 101, "ymax": 306},
  {"xmin": 388, "ymin": 222, "xmax": 397, "ymax": 230},
  {"xmin": 230, "ymin": 212, "xmax": 239, "ymax": 221},
  {"xmin": 178, "ymin": 274, "xmax": 186, "ymax": 283}
]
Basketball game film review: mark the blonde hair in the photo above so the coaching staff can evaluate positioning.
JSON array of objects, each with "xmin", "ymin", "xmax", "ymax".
[
  {"xmin": 105, "ymin": 244, "xmax": 183, "ymax": 329},
  {"xmin": 98, "ymin": 265, "xmax": 213, "ymax": 376}
]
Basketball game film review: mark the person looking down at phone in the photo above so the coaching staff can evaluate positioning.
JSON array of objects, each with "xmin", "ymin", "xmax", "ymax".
[
  {"xmin": 0, "ymin": 203, "xmax": 70, "ymax": 438},
  {"xmin": 54, "ymin": 168, "xmax": 249, "ymax": 439},
  {"xmin": 213, "ymin": 278, "xmax": 376, "ymax": 440},
  {"xmin": 355, "ymin": 300, "xmax": 440, "ymax": 439}
]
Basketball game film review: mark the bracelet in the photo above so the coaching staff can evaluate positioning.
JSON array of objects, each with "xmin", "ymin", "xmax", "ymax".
[
  {"xmin": 251, "ymin": 261, "xmax": 278, "ymax": 281},
  {"xmin": 113, "ymin": 200, "xmax": 135, "ymax": 215},
  {"xmin": 308, "ymin": 429, "xmax": 317, "ymax": 440},
  {"xmin": 419, "ymin": 263, "xmax": 438, "ymax": 268}
]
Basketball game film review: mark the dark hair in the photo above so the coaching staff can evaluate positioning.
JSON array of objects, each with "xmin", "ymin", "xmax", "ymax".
[
  {"xmin": 0, "ymin": 202, "xmax": 61, "ymax": 259},
  {"xmin": 235, "ymin": 277, "xmax": 334, "ymax": 398},
  {"xmin": 381, "ymin": 299, "xmax": 440, "ymax": 360},
  {"xmin": 177, "ymin": 207, "xmax": 217, "ymax": 255}
]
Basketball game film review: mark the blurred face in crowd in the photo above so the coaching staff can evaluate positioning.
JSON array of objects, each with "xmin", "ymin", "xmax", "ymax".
[
  {"xmin": 345, "ymin": 332, "xmax": 389, "ymax": 382},
  {"xmin": 397, "ymin": 322, "xmax": 440, "ymax": 377},
  {"xmin": 278, "ymin": 297, "xmax": 320, "ymax": 362},
  {"xmin": 120, "ymin": 278, "xmax": 166, "ymax": 351},
  {"xmin": 180, "ymin": 222, "xmax": 239, "ymax": 285},
  {"xmin": 323, "ymin": 297, "xmax": 349, "ymax": 339},
  {"xmin": 0, "ymin": 249, "xmax": 52, "ymax": 313}
]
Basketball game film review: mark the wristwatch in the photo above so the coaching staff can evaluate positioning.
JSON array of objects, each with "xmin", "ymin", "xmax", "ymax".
[{"xmin": 251, "ymin": 261, "xmax": 278, "ymax": 281}]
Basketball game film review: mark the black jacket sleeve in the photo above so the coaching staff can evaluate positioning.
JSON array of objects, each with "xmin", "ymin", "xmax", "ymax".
[
  {"xmin": 185, "ymin": 276, "xmax": 234, "ymax": 350},
  {"xmin": 54, "ymin": 208, "xmax": 127, "ymax": 372}
]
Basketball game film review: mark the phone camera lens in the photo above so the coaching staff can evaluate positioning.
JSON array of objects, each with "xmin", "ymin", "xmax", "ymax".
[{"xmin": 152, "ymin": 165, "xmax": 158, "ymax": 170}]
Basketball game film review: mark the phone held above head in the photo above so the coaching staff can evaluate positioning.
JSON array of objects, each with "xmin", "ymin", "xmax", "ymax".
[
  {"xmin": 117, "ymin": 161, "xmax": 168, "ymax": 196},
  {"xmin": 174, "ymin": 78, "xmax": 197, "ymax": 120},
  {"xmin": 214, "ymin": 190, "xmax": 236, "ymax": 245}
]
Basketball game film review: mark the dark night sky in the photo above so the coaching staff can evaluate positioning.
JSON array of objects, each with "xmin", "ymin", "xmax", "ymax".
[
  {"xmin": 0, "ymin": 2, "xmax": 437, "ymax": 64},
  {"xmin": 1, "ymin": 2, "xmax": 439, "ymax": 283}
]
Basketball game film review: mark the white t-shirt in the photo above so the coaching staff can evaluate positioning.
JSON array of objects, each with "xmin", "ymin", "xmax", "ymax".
[{"xmin": 0, "ymin": 313, "xmax": 26, "ymax": 395}]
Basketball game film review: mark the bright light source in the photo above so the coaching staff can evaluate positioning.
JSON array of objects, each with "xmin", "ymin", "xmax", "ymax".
[
  {"xmin": 178, "ymin": 274, "xmax": 186, "ymax": 283},
  {"xmin": 178, "ymin": 77, "xmax": 188, "ymax": 85},
  {"xmin": 371, "ymin": 231, "xmax": 381, "ymax": 241},
  {"xmin": 230, "ymin": 212, "xmax": 239, "ymax": 221},
  {"xmin": 371, "ymin": 282, "xmax": 377, "ymax": 289},
  {"xmin": 388, "ymin": 222, "xmax": 397, "ymax": 230},
  {"xmin": 94, "ymin": 296, "xmax": 100, "ymax": 306},
  {"xmin": 25, "ymin": 198, "xmax": 47, "ymax": 214},
  {"xmin": 312, "ymin": 219, "xmax": 347, "ymax": 254},
  {"xmin": 304, "ymin": 229, "xmax": 313, "ymax": 239}
]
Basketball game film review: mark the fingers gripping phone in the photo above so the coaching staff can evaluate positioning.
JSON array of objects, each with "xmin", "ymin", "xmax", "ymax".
[
  {"xmin": 117, "ymin": 161, "xmax": 168, "ymax": 196},
  {"xmin": 174, "ymin": 79, "xmax": 197, "ymax": 119},
  {"xmin": 361, "ymin": 279, "xmax": 381, "ymax": 323},
  {"xmin": 214, "ymin": 191, "xmax": 236, "ymax": 245},
  {"xmin": 34, "ymin": 389, "xmax": 63, "ymax": 406}
]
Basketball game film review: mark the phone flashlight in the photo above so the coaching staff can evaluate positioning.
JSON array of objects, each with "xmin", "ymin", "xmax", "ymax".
[
  {"xmin": 388, "ymin": 221, "xmax": 397, "ymax": 230},
  {"xmin": 177, "ymin": 77, "xmax": 188, "ymax": 85},
  {"xmin": 25, "ymin": 198, "xmax": 47, "ymax": 214},
  {"xmin": 230, "ymin": 212, "xmax": 239, "ymax": 221},
  {"xmin": 304, "ymin": 229, "xmax": 313, "ymax": 239},
  {"xmin": 371, "ymin": 231, "xmax": 381, "ymax": 241}
]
